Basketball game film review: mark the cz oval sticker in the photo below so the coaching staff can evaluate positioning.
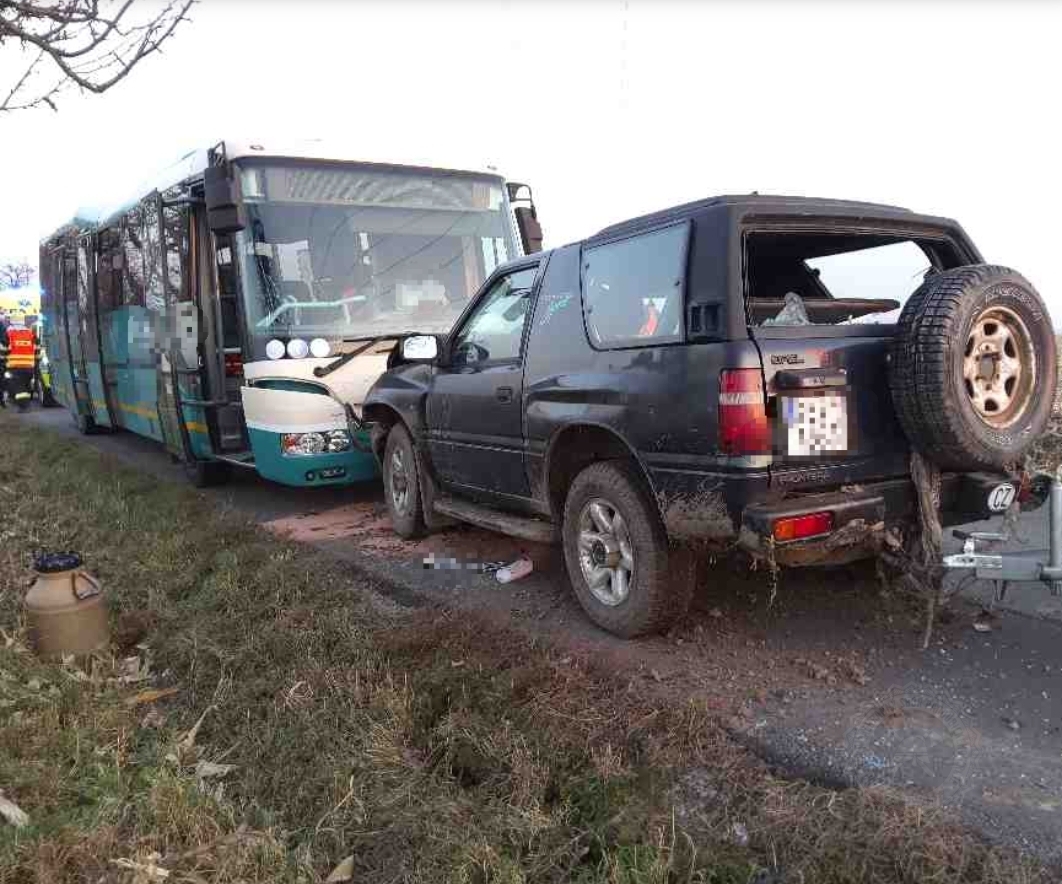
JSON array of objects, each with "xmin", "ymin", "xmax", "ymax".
[{"xmin": 987, "ymin": 483, "xmax": 1016, "ymax": 512}]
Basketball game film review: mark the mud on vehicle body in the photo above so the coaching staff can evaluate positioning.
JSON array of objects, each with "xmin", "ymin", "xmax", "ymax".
[{"xmin": 364, "ymin": 195, "xmax": 1054, "ymax": 637}]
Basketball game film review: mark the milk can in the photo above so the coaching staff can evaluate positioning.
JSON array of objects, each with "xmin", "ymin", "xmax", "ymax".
[{"xmin": 25, "ymin": 552, "xmax": 109, "ymax": 657}]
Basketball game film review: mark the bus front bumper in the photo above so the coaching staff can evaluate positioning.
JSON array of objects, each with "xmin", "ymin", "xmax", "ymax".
[{"xmin": 247, "ymin": 427, "xmax": 378, "ymax": 487}]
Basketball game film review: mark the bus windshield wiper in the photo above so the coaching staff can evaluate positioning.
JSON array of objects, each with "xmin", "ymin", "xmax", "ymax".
[
  {"xmin": 312, "ymin": 332, "xmax": 411, "ymax": 378},
  {"xmin": 256, "ymin": 293, "xmax": 368, "ymax": 329}
]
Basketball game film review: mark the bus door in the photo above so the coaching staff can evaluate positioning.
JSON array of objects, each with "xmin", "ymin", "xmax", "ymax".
[
  {"xmin": 207, "ymin": 228, "xmax": 250, "ymax": 455},
  {"xmin": 41, "ymin": 246, "xmax": 73, "ymax": 408},
  {"xmin": 78, "ymin": 234, "xmax": 114, "ymax": 428},
  {"xmin": 60, "ymin": 248, "xmax": 94, "ymax": 420},
  {"xmin": 149, "ymin": 192, "xmax": 199, "ymax": 461}
]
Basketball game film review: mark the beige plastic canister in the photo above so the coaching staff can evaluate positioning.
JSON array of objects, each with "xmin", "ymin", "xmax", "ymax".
[{"xmin": 25, "ymin": 553, "xmax": 109, "ymax": 657}]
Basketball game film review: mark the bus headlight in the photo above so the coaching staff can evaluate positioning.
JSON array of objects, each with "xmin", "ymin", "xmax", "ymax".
[
  {"xmin": 280, "ymin": 430, "xmax": 352, "ymax": 456},
  {"xmin": 281, "ymin": 432, "xmax": 326, "ymax": 456},
  {"xmin": 310, "ymin": 338, "xmax": 331, "ymax": 358},
  {"xmin": 325, "ymin": 430, "xmax": 351, "ymax": 452},
  {"xmin": 287, "ymin": 338, "xmax": 309, "ymax": 359},
  {"xmin": 265, "ymin": 339, "xmax": 286, "ymax": 360}
]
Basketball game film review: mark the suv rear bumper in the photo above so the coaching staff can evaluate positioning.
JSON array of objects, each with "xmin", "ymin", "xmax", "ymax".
[{"xmin": 737, "ymin": 472, "xmax": 1039, "ymax": 567}]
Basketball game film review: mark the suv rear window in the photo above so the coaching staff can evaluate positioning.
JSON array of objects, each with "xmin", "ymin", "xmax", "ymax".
[
  {"xmin": 582, "ymin": 223, "xmax": 688, "ymax": 348},
  {"xmin": 746, "ymin": 233, "xmax": 954, "ymax": 327}
]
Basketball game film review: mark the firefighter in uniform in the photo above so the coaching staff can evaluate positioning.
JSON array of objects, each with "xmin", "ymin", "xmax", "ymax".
[{"xmin": 6, "ymin": 315, "xmax": 40, "ymax": 411}]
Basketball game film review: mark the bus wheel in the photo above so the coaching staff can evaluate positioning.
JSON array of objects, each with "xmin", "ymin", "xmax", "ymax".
[{"xmin": 184, "ymin": 459, "xmax": 231, "ymax": 488}]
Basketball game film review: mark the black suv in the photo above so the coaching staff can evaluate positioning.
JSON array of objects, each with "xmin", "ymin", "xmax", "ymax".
[{"xmin": 364, "ymin": 195, "xmax": 1055, "ymax": 636}]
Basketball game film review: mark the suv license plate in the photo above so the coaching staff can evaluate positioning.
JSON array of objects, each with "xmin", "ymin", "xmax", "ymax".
[{"xmin": 781, "ymin": 393, "xmax": 848, "ymax": 456}]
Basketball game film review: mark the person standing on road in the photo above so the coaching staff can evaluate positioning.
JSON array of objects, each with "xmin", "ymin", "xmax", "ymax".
[{"xmin": 5, "ymin": 315, "xmax": 40, "ymax": 411}]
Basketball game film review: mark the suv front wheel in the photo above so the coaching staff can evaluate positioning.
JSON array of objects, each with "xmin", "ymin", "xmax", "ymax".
[
  {"xmin": 383, "ymin": 423, "xmax": 427, "ymax": 539},
  {"xmin": 562, "ymin": 460, "xmax": 690, "ymax": 637}
]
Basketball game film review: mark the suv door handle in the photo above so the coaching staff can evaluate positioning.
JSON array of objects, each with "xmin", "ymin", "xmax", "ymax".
[{"xmin": 496, "ymin": 386, "xmax": 514, "ymax": 403}]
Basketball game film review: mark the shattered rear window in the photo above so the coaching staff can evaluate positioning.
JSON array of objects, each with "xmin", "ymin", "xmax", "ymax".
[{"xmin": 747, "ymin": 235, "xmax": 939, "ymax": 327}]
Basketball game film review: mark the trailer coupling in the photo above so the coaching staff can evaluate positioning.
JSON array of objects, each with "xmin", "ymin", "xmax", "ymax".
[{"xmin": 943, "ymin": 474, "xmax": 1062, "ymax": 598}]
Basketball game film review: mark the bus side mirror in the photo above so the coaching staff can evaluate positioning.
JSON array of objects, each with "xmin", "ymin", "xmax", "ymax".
[
  {"xmin": 508, "ymin": 182, "xmax": 544, "ymax": 255},
  {"xmin": 514, "ymin": 206, "xmax": 543, "ymax": 254},
  {"xmin": 204, "ymin": 164, "xmax": 247, "ymax": 234}
]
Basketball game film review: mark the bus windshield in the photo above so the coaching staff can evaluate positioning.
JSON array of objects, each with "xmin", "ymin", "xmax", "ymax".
[{"xmin": 234, "ymin": 161, "xmax": 517, "ymax": 344}]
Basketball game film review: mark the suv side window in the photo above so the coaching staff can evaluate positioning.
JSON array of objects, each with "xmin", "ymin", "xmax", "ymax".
[
  {"xmin": 451, "ymin": 266, "xmax": 538, "ymax": 366},
  {"xmin": 582, "ymin": 223, "xmax": 688, "ymax": 348}
]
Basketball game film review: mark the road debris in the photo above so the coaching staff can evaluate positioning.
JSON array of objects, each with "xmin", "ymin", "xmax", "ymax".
[
  {"xmin": 125, "ymin": 686, "xmax": 179, "ymax": 706},
  {"xmin": 497, "ymin": 556, "xmax": 533, "ymax": 584},
  {"xmin": 0, "ymin": 790, "xmax": 28, "ymax": 828},
  {"xmin": 326, "ymin": 855, "xmax": 355, "ymax": 882},
  {"xmin": 422, "ymin": 553, "xmax": 505, "ymax": 573},
  {"xmin": 111, "ymin": 855, "xmax": 170, "ymax": 880},
  {"xmin": 730, "ymin": 821, "xmax": 750, "ymax": 847},
  {"xmin": 195, "ymin": 760, "xmax": 237, "ymax": 780}
]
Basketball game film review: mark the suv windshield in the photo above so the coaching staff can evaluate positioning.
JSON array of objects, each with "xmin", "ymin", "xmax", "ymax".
[{"xmin": 234, "ymin": 161, "xmax": 516, "ymax": 345}]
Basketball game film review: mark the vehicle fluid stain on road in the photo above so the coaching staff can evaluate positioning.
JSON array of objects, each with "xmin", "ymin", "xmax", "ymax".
[
  {"xmin": 263, "ymin": 503, "xmax": 406, "ymax": 547},
  {"xmin": 263, "ymin": 498, "xmax": 553, "ymax": 566}
]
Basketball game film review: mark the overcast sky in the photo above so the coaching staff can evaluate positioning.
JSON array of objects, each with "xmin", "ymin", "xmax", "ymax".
[{"xmin": 1, "ymin": 0, "xmax": 1060, "ymax": 318}]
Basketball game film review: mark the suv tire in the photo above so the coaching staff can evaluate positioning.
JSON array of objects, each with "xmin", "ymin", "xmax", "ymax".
[
  {"xmin": 383, "ymin": 423, "xmax": 426, "ymax": 538},
  {"xmin": 562, "ymin": 460, "xmax": 690, "ymax": 637},
  {"xmin": 889, "ymin": 264, "xmax": 1056, "ymax": 471}
]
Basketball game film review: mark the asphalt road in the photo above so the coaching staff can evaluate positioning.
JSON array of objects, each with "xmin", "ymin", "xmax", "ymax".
[{"xmin": 20, "ymin": 405, "xmax": 1062, "ymax": 864}]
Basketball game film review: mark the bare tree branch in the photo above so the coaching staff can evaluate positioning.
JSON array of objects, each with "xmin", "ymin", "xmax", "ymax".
[
  {"xmin": 0, "ymin": 0, "xmax": 194, "ymax": 112},
  {"xmin": 0, "ymin": 261, "xmax": 35, "ymax": 289}
]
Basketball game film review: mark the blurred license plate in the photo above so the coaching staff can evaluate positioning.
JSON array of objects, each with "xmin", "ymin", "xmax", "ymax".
[{"xmin": 782, "ymin": 393, "xmax": 848, "ymax": 456}]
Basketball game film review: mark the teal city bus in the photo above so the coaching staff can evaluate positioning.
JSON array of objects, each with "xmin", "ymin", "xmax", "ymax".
[{"xmin": 40, "ymin": 140, "xmax": 541, "ymax": 486}]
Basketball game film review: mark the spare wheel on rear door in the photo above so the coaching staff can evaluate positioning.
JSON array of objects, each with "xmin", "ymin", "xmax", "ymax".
[{"xmin": 889, "ymin": 264, "xmax": 1056, "ymax": 471}]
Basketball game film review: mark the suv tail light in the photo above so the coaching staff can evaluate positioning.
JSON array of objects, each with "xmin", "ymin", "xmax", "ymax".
[
  {"xmin": 719, "ymin": 368, "xmax": 769, "ymax": 454},
  {"xmin": 773, "ymin": 511, "xmax": 834, "ymax": 542},
  {"xmin": 224, "ymin": 352, "xmax": 243, "ymax": 377}
]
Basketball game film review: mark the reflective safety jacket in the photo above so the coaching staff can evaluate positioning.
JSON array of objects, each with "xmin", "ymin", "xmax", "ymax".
[{"xmin": 6, "ymin": 328, "xmax": 38, "ymax": 370}]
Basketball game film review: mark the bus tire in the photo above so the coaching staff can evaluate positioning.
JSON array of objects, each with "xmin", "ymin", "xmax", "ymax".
[{"xmin": 184, "ymin": 459, "xmax": 231, "ymax": 488}]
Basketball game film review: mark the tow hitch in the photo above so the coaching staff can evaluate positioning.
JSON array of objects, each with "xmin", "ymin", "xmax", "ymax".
[{"xmin": 943, "ymin": 473, "xmax": 1062, "ymax": 599}]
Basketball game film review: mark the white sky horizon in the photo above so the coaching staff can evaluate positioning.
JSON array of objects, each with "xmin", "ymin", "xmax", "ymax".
[{"xmin": 1, "ymin": 0, "xmax": 1060, "ymax": 321}]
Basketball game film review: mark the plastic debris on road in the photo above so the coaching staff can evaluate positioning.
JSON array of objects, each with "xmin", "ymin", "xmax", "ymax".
[
  {"xmin": 497, "ymin": 556, "xmax": 533, "ymax": 584},
  {"xmin": 422, "ymin": 553, "xmax": 506, "ymax": 573}
]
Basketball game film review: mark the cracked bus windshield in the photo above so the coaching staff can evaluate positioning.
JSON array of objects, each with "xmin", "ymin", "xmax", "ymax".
[{"xmin": 235, "ymin": 162, "xmax": 516, "ymax": 347}]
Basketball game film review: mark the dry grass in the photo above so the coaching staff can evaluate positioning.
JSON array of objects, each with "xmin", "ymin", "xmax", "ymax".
[{"xmin": 0, "ymin": 418, "xmax": 1055, "ymax": 883}]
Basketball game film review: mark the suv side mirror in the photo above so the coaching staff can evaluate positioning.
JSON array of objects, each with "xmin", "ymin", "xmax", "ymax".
[
  {"xmin": 401, "ymin": 334, "xmax": 439, "ymax": 362},
  {"xmin": 204, "ymin": 164, "xmax": 247, "ymax": 234}
]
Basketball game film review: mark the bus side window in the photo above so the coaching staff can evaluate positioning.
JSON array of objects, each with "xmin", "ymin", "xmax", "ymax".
[
  {"xmin": 163, "ymin": 204, "xmax": 190, "ymax": 303},
  {"xmin": 215, "ymin": 236, "xmax": 237, "ymax": 297},
  {"xmin": 122, "ymin": 209, "xmax": 146, "ymax": 308},
  {"xmin": 97, "ymin": 231, "xmax": 117, "ymax": 311},
  {"xmin": 214, "ymin": 235, "xmax": 241, "ymax": 350},
  {"xmin": 220, "ymin": 299, "xmax": 240, "ymax": 350}
]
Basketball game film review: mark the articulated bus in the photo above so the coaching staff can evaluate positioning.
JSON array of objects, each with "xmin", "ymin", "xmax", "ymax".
[{"xmin": 40, "ymin": 140, "xmax": 542, "ymax": 486}]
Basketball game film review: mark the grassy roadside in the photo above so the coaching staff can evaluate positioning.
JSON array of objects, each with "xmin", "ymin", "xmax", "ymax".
[{"xmin": 0, "ymin": 418, "xmax": 1053, "ymax": 883}]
